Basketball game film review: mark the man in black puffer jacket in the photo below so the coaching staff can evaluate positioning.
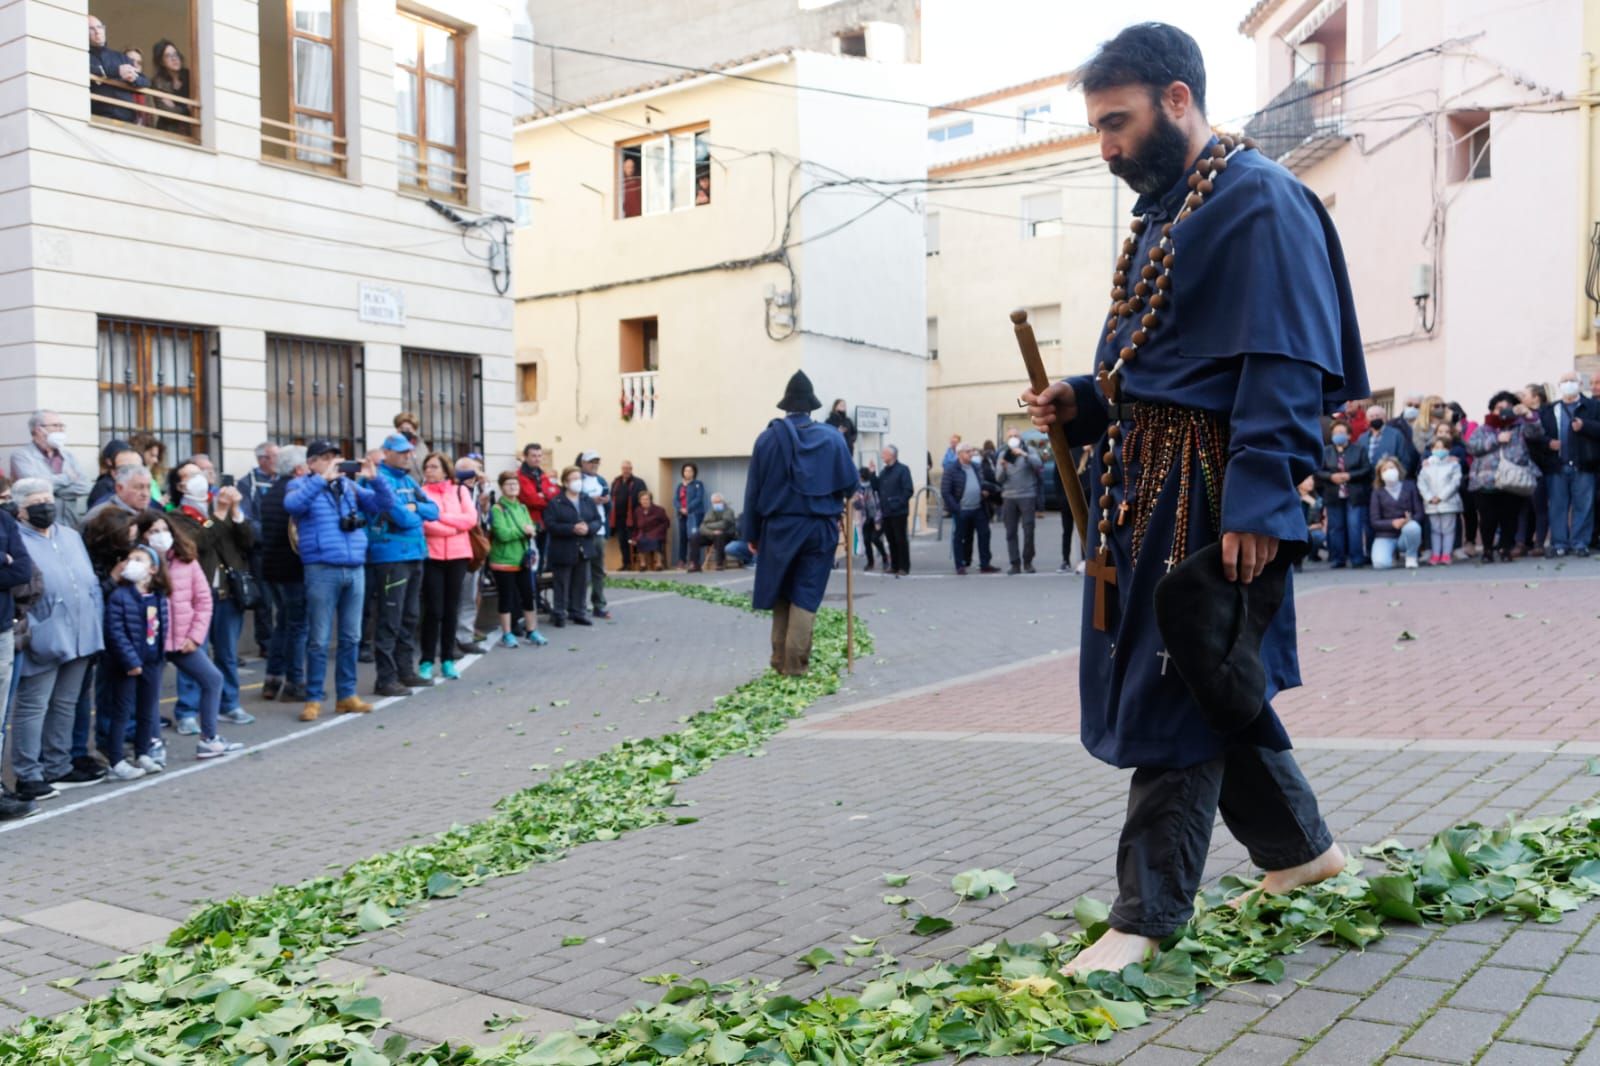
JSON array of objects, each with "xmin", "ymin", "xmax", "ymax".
[{"xmin": 257, "ymin": 446, "xmax": 308, "ymax": 702}]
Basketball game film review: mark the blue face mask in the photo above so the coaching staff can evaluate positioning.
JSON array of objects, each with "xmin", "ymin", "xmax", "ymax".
[
  {"xmin": 713, "ymin": 503, "xmax": 725, "ymax": 512},
  {"xmin": 1332, "ymin": 432, "xmax": 1349, "ymax": 446},
  {"xmin": 455, "ymin": 471, "xmax": 476, "ymax": 484},
  {"xmin": 1432, "ymin": 449, "xmax": 1448, "ymax": 460}
]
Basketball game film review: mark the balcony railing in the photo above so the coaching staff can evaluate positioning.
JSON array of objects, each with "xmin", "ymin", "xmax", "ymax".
[
  {"xmin": 1243, "ymin": 63, "xmax": 1348, "ymax": 172},
  {"xmin": 621, "ymin": 371, "xmax": 658, "ymax": 421},
  {"xmin": 90, "ymin": 76, "xmax": 200, "ymax": 139}
]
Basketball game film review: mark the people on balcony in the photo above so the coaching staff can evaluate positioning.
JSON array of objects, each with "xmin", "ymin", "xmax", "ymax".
[
  {"xmin": 150, "ymin": 39, "xmax": 194, "ymax": 136},
  {"xmin": 87, "ymin": 15, "xmax": 149, "ymax": 125}
]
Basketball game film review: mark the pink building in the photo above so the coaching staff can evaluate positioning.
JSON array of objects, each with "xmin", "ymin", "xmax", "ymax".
[{"xmin": 1240, "ymin": 0, "xmax": 1593, "ymax": 417}]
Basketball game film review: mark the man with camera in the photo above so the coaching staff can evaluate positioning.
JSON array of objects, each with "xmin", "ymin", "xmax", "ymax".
[
  {"xmin": 996, "ymin": 433, "xmax": 1044, "ymax": 574},
  {"xmin": 284, "ymin": 440, "xmax": 394, "ymax": 722}
]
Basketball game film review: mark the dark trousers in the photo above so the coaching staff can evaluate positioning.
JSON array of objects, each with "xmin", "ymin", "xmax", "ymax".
[
  {"xmin": 587, "ymin": 536, "xmax": 607, "ymax": 612},
  {"xmin": 420, "ymin": 557, "xmax": 469, "ymax": 663},
  {"xmin": 1002, "ymin": 496, "xmax": 1036, "ymax": 567},
  {"xmin": 1324, "ymin": 497, "xmax": 1366, "ymax": 565},
  {"xmin": 372, "ymin": 559, "xmax": 423, "ymax": 685},
  {"xmin": 860, "ymin": 517, "xmax": 887, "ymax": 568},
  {"xmin": 616, "ymin": 526, "xmax": 635, "ymax": 571},
  {"xmin": 552, "ymin": 561, "xmax": 589, "ymax": 620},
  {"xmin": 1112, "ymin": 745, "xmax": 1333, "ymax": 937},
  {"xmin": 1517, "ymin": 479, "xmax": 1550, "ymax": 549},
  {"xmin": 1062, "ymin": 510, "xmax": 1075, "ymax": 566},
  {"xmin": 883, "ymin": 514, "xmax": 910, "ymax": 574},
  {"xmin": 952, "ymin": 507, "xmax": 991, "ymax": 568},
  {"xmin": 493, "ymin": 567, "xmax": 535, "ymax": 618},
  {"xmin": 105, "ymin": 665, "xmax": 163, "ymax": 764},
  {"xmin": 1461, "ymin": 489, "xmax": 1478, "ymax": 546},
  {"xmin": 1478, "ymin": 492, "xmax": 1521, "ymax": 554},
  {"xmin": 688, "ymin": 529, "xmax": 735, "ymax": 566},
  {"xmin": 252, "ymin": 558, "xmax": 273, "ymax": 654},
  {"xmin": 359, "ymin": 565, "xmax": 380, "ymax": 657}
]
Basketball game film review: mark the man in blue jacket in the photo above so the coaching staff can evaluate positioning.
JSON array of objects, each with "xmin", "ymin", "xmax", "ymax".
[
  {"xmin": 364, "ymin": 434, "xmax": 438, "ymax": 697},
  {"xmin": 285, "ymin": 440, "xmax": 393, "ymax": 722}
]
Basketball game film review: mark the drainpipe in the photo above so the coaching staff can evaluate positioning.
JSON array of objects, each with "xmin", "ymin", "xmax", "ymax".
[{"xmin": 1580, "ymin": 49, "xmax": 1597, "ymax": 346}]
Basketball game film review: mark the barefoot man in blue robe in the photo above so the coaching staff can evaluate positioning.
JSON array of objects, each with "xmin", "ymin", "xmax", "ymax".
[{"xmin": 1023, "ymin": 23, "xmax": 1371, "ymax": 976}]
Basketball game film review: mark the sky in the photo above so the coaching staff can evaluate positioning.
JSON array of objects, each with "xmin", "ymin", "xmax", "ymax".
[{"xmin": 920, "ymin": 1, "xmax": 1259, "ymax": 127}]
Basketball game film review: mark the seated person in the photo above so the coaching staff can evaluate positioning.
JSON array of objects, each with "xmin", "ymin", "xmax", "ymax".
[
  {"xmin": 630, "ymin": 490, "xmax": 671, "ymax": 571},
  {"xmin": 687, "ymin": 493, "xmax": 738, "ymax": 571}
]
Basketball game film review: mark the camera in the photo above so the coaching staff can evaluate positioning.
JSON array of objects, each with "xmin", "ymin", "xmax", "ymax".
[
  {"xmin": 339, "ymin": 512, "xmax": 367, "ymax": 533},
  {"xmin": 338, "ymin": 460, "xmax": 362, "ymax": 477}
]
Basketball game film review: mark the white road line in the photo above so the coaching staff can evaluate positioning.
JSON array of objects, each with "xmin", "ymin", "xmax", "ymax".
[{"xmin": 0, "ymin": 659, "xmax": 483, "ymax": 834}]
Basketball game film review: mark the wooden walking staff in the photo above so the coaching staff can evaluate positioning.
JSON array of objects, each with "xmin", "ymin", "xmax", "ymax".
[
  {"xmin": 1011, "ymin": 309, "xmax": 1116, "ymax": 631},
  {"xmin": 844, "ymin": 500, "xmax": 855, "ymax": 672}
]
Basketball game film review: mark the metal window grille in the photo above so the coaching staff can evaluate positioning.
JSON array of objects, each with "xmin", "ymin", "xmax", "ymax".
[
  {"xmin": 97, "ymin": 316, "xmax": 221, "ymax": 462},
  {"xmin": 401, "ymin": 349, "xmax": 482, "ymax": 463},
  {"xmin": 266, "ymin": 334, "xmax": 365, "ymax": 457}
]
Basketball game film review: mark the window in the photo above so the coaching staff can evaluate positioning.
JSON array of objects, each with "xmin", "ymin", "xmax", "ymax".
[
  {"xmin": 837, "ymin": 30, "xmax": 867, "ymax": 57},
  {"xmin": 402, "ymin": 350, "xmax": 482, "ymax": 461},
  {"xmin": 619, "ymin": 317, "xmax": 659, "ymax": 373},
  {"xmin": 266, "ymin": 335, "xmax": 364, "ymax": 458},
  {"xmin": 925, "ymin": 211, "xmax": 940, "ymax": 256},
  {"xmin": 517, "ymin": 362, "xmax": 539, "ymax": 403},
  {"xmin": 1027, "ymin": 304, "xmax": 1061, "ymax": 348},
  {"xmin": 514, "ymin": 163, "xmax": 533, "ymax": 226},
  {"xmin": 259, "ymin": 0, "xmax": 345, "ymax": 171},
  {"xmin": 617, "ymin": 127, "xmax": 710, "ymax": 219},
  {"xmin": 97, "ymin": 316, "xmax": 220, "ymax": 463},
  {"xmin": 927, "ymin": 317, "xmax": 938, "ymax": 360},
  {"xmin": 88, "ymin": 1, "xmax": 200, "ymax": 140},
  {"xmin": 1448, "ymin": 111, "xmax": 1491, "ymax": 182},
  {"xmin": 1018, "ymin": 103, "xmax": 1052, "ymax": 138},
  {"xmin": 1373, "ymin": 0, "xmax": 1401, "ymax": 50},
  {"xmin": 928, "ymin": 121, "xmax": 974, "ymax": 142},
  {"xmin": 396, "ymin": 12, "xmax": 466, "ymax": 200},
  {"xmin": 1022, "ymin": 191, "xmax": 1062, "ymax": 238}
]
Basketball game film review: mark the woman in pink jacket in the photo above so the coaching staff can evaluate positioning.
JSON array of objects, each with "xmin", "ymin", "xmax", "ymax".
[
  {"xmin": 135, "ymin": 512, "xmax": 242, "ymax": 760},
  {"xmin": 418, "ymin": 452, "xmax": 479, "ymax": 680}
]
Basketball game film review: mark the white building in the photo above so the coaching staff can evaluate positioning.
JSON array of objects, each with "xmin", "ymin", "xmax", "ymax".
[
  {"xmin": 3, "ymin": 0, "xmax": 519, "ymax": 477},
  {"xmin": 926, "ymin": 73, "xmax": 1086, "ymax": 170}
]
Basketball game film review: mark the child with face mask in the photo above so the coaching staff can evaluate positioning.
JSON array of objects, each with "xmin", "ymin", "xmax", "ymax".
[
  {"xmin": 1368, "ymin": 457, "xmax": 1425, "ymax": 570},
  {"xmin": 102, "ymin": 545, "xmax": 169, "ymax": 780},
  {"xmin": 1417, "ymin": 432, "xmax": 1463, "ymax": 564}
]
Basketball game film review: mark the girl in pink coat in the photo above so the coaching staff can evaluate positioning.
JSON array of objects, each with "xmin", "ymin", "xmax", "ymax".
[{"xmin": 418, "ymin": 452, "xmax": 480, "ymax": 680}]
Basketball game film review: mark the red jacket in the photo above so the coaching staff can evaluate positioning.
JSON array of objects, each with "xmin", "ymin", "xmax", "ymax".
[{"xmin": 517, "ymin": 465, "xmax": 560, "ymax": 527}]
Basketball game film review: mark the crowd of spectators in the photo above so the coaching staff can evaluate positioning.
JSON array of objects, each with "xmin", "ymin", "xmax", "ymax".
[{"xmin": 0, "ymin": 408, "xmax": 764, "ymax": 820}]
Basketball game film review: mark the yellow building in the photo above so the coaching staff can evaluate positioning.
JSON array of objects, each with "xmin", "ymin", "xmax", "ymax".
[
  {"xmin": 924, "ymin": 77, "xmax": 1119, "ymax": 453},
  {"xmin": 512, "ymin": 50, "xmax": 929, "ymax": 508}
]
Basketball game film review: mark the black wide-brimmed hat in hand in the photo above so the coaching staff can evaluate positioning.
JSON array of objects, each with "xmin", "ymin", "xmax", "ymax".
[{"xmin": 1154, "ymin": 540, "xmax": 1307, "ymax": 735}]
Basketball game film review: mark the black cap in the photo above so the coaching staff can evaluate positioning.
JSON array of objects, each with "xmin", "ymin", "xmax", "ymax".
[
  {"xmin": 306, "ymin": 439, "xmax": 340, "ymax": 459},
  {"xmin": 777, "ymin": 370, "xmax": 822, "ymax": 413},
  {"xmin": 1153, "ymin": 540, "xmax": 1308, "ymax": 735}
]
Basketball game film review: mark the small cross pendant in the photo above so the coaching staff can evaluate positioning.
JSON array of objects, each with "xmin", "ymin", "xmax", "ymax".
[
  {"xmin": 1085, "ymin": 549, "xmax": 1118, "ymax": 632},
  {"xmin": 1164, "ymin": 554, "xmax": 1178, "ymax": 573},
  {"xmin": 1157, "ymin": 649, "xmax": 1172, "ymax": 676},
  {"xmin": 1116, "ymin": 501, "xmax": 1130, "ymax": 527}
]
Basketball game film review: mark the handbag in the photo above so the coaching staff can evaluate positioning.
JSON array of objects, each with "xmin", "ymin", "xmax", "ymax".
[
  {"xmin": 1493, "ymin": 456, "xmax": 1537, "ymax": 498},
  {"xmin": 220, "ymin": 564, "xmax": 262, "ymax": 609},
  {"xmin": 466, "ymin": 488, "xmax": 492, "ymax": 570}
]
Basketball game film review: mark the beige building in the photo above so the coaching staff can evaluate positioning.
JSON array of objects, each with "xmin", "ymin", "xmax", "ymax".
[
  {"xmin": 924, "ymin": 76, "xmax": 1118, "ymax": 451},
  {"xmin": 1241, "ymin": 0, "xmax": 1591, "ymax": 410},
  {"xmin": 512, "ymin": 50, "xmax": 928, "ymax": 507},
  {"xmin": 4, "ymin": 0, "xmax": 519, "ymax": 476}
]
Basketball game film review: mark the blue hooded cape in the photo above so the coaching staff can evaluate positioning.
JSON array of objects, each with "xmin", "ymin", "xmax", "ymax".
[{"xmin": 742, "ymin": 413, "xmax": 856, "ymax": 612}]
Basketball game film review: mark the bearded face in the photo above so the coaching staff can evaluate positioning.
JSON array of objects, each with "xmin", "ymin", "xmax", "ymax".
[{"xmin": 1107, "ymin": 99, "xmax": 1194, "ymax": 197}]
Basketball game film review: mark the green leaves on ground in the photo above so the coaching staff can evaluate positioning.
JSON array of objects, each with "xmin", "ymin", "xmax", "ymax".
[
  {"xmin": 798, "ymin": 947, "xmax": 836, "ymax": 971},
  {"xmin": 951, "ymin": 868, "xmax": 1017, "ymax": 900}
]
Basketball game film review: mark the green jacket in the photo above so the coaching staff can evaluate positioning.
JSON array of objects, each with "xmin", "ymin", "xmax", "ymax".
[
  {"xmin": 699, "ymin": 506, "xmax": 738, "ymax": 538},
  {"xmin": 489, "ymin": 498, "xmax": 533, "ymax": 568}
]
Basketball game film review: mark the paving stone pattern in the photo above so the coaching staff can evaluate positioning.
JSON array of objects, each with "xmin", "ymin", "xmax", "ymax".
[{"xmin": 6, "ymin": 537, "xmax": 1600, "ymax": 1063}]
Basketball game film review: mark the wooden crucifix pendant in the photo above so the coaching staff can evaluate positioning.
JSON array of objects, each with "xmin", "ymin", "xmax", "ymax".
[{"xmin": 1085, "ymin": 548, "xmax": 1118, "ymax": 632}]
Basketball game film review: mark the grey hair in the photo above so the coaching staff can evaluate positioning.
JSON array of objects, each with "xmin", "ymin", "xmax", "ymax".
[
  {"xmin": 26, "ymin": 410, "xmax": 54, "ymax": 432},
  {"xmin": 114, "ymin": 463, "xmax": 150, "ymax": 486},
  {"xmin": 277, "ymin": 444, "xmax": 307, "ymax": 472},
  {"xmin": 254, "ymin": 441, "xmax": 275, "ymax": 459},
  {"xmin": 882, "ymin": 444, "xmax": 899, "ymax": 458},
  {"xmin": 13, "ymin": 477, "xmax": 53, "ymax": 501}
]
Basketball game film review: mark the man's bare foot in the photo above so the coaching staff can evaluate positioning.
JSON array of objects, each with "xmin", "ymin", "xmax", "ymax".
[
  {"xmin": 1229, "ymin": 843, "xmax": 1346, "ymax": 909},
  {"xmin": 1059, "ymin": 928, "xmax": 1159, "ymax": 978}
]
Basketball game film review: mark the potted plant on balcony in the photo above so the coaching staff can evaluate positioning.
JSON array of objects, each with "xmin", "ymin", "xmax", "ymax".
[{"xmin": 620, "ymin": 389, "xmax": 635, "ymax": 422}]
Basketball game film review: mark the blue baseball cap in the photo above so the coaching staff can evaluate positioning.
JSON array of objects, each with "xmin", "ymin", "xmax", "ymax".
[{"xmin": 381, "ymin": 433, "xmax": 414, "ymax": 453}]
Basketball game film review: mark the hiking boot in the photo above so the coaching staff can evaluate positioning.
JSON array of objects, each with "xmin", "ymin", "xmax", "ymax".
[
  {"xmin": 336, "ymin": 695, "xmax": 374, "ymax": 715},
  {"xmin": 261, "ymin": 676, "xmax": 283, "ymax": 701},
  {"xmin": 300, "ymin": 701, "xmax": 322, "ymax": 722},
  {"xmin": 374, "ymin": 680, "xmax": 410, "ymax": 698}
]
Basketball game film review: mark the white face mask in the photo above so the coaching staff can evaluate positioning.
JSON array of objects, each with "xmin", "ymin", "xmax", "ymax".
[
  {"xmin": 1402, "ymin": 405, "xmax": 1420, "ymax": 421},
  {"xmin": 148, "ymin": 531, "xmax": 174, "ymax": 553},
  {"xmin": 566, "ymin": 479, "xmax": 582, "ymax": 493},
  {"xmin": 122, "ymin": 558, "xmax": 150, "ymax": 585},
  {"xmin": 1007, "ymin": 437, "xmax": 1022, "ymax": 450},
  {"xmin": 1561, "ymin": 381, "xmax": 1581, "ymax": 399},
  {"xmin": 46, "ymin": 431, "xmax": 67, "ymax": 451},
  {"xmin": 184, "ymin": 474, "xmax": 209, "ymax": 499},
  {"xmin": 1381, "ymin": 467, "xmax": 1401, "ymax": 485}
]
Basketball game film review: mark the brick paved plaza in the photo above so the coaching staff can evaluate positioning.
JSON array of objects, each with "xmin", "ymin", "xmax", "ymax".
[{"xmin": 4, "ymin": 515, "xmax": 1600, "ymax": 1063}]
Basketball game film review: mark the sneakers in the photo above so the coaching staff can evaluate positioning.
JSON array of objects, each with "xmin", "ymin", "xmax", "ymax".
[
  {"xmin": 108, "ymin": 760, "xmax": 146, "ymax": 781},
  {"xmin": 594, "ymin": 609, "xmax": 613, "ymax": 620},
  {"xmin": 15, "ymin": 779, "xmax": 59, "ymax": 802},
  {"xmin": 416, "ymin": 661, "xmax": 435, "ymax": 681},
  {"xmin": 196, "ymin": 736, "xmax": 243, "ymax": 759},
  {"xmin": 955, "ymin": 567, "xmax": 968, "ymax": 576},
  {"xmin": 0, "ymin": 793, "xmax": 36, "ymax": 821},
  {"xmin": 1058, "ymin": 561, "xmax": 1071, "ymax": 572},
  {"xmin": 440, "ymin": 660, "xmax": 461, "ymax": 681},
  {"xmin": 219, "ymin": 708, "xmax": 256, "ymax": 726},
  {"xmin": 147, "ymin": 739, "xmax": 168, "ymax": 768},
  {"xmin": 300, "ymin": 701, "xmax": 322, "ymax": 722},
  {"xmin": 1023, "ymin": 564, "xmax": 1037, "ymax": 574},
  {"xmin": 261, "ymin": 676, "xmax": 283, "ymax": 701},
  {"xmin": 335, "ymin": 695, "xmax": 374, "ymax": 715},
  {"xmin": 524, "ymin": 630, "xmax": 549, "ymax": 647},
  {"xmin": 1006, "ymin": 564, "xmax": 1021, "ymax": 575},
  {"xmin": 1404, "ymin": 555, "xmax": 1418, "ymax": 569},
  {"xmin": 979, "ymin": 565, "xmax": 1002, "ymax": 574},
  {"xmin": 175, "ymin": 715, "xmax": 200, "ymax": 736},
  {"xmin": 374, "ymin": 680, "xmax": 411, "ymax": 698},
  {"xmin": 51, "ymin": 763, "xmax": 108, "ymax": 790},
  {"xmin": 135, "ymin": 753, "xmax": 164, "ymax": 775},
  {"xmin": 398, "ymin": 672, "xmax": 430, "ymax": 688},
  {"xmin": 499, "ymin": 632, "xmax": 520, "ymax": 649}
]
